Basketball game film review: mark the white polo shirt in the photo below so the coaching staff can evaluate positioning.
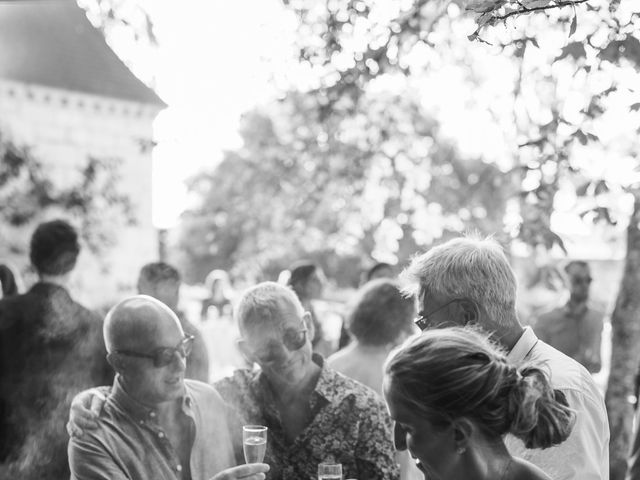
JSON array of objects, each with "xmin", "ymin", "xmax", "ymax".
[{"xmin": 505, "ymin": 327, "xmax": 610, "ymax": 480}]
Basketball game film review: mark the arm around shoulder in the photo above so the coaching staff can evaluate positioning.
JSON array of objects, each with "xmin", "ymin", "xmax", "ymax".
[{"xmin": 68, "ymin": 434, "xmax": 128, "ymax": 480}]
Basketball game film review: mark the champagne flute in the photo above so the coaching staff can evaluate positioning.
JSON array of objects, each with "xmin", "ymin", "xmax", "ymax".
[
  {"xmin": 243, "ymin": 425, "xmax": 267, "ymax": 464},
  {"xmin": 318, "ymin": 462, "xmax": 342, "ymax": 480}
]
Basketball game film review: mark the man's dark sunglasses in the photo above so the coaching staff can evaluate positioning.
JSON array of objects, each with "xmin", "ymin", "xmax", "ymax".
[
  {"xmin": 113, "ymin": 335, "xmax": 195, "ymax": 367},
  {"xmin": 240, "ymin": 327, "xmax": 307, "ymax": 364},
  {"xmin": 414, "ymin": 298, "xmax": 468, "ymax": 331}
]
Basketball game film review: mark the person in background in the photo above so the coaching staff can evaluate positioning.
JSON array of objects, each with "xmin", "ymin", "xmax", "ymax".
[
  {"xmin": 384, "ymin": 326, "xmax": 576, "ymax": 480},
  {"xmin": 201, "ymin": 269, "xmax": 234, "ymax": 321},
  {"xmin": 328, "ymin": 278, "xmax": 415, "ymax": 394},
  {"xmin": 68, "ymin": 295, "xmax": 268, "ymax": 480},
  {"xmin": 0, "ymin": 263, "xmax": 21, "ymax": 297},
  {"xmin": 535, "ymin": 260, "xmax": 604, "ymax": 373},
  {"xmin": 403, "ymin": 235, "xmax": 609, "ymax": 480},
  {"xmin": 0, "ymin": 219, "xmax": 112, "ymax": 480},
  {"xmin": 137, "ymin": 262, "xmax": 210, "ymax": 382},
  {"xmin": 328, "ymin": 278, "xmax": 420, "ymax": 480},
  {"xmin": 286, "ymin": 261, "xmax": 333, "ymax": 356}
]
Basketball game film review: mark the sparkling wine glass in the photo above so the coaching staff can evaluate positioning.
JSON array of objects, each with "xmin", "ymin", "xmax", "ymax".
[
  {"xmin": 318, "ymin": 462, "xmax": 342, "ymax": 480},
  {"xmin": 243, "ymin": 425, "xmax": 267, "ymax": 464}
]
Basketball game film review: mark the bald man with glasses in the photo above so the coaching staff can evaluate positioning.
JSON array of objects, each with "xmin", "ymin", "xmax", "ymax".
[{"xmin": 67, "ymin": 295, "xmax": 268, "ymax": 480}]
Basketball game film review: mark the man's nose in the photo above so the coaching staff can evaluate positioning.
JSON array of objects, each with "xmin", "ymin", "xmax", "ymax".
[
  {"xmin": 393, "ymin": 423, "xmax": 407, "ymax": 451},
  {"xmin": 170, "ymin": 350, "xmax": 187, "ymax": 371}
]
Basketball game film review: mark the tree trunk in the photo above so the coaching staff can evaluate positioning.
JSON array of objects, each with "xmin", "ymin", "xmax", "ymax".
[{"xmin": 607, "ymin": 189, "xmax": 640, "ymax": 480}]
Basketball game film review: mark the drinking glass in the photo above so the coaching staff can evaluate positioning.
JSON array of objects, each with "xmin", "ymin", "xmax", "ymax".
[
  {"xmin": 243, "ymin": 425, "xmax": 267, "ymax": 464},
  {"xmin": 318, "ymin": 462, "xmax": 342, "ymax": 480}
]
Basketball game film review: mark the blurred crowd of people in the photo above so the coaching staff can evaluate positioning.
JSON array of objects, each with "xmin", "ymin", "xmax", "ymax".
[{"xmin": 0, "ymin": 218, "xmax": 630, "ymax": 480}]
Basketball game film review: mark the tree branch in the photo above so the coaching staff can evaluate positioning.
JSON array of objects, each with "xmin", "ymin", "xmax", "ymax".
[{"xmin": 493, "ymin": 0, "xmax": 590, "ymax": 22}]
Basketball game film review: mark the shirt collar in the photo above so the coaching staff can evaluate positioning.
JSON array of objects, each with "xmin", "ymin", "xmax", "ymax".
[
  {"xmin": 507, "ymin": 326, "xmax": 539, "ymax": 364},
  {"xmin": 312, "ymin": 354, "xmax": 343, "ymax": 405},
  {"xmin": 111, "ymin": 375, "xmax": 193, "ymax": 423}
]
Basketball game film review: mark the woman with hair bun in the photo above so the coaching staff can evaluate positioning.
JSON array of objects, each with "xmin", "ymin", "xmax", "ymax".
[{"xmin": 383, "ymin": 327, "xmax": 576, "ymax": 480}]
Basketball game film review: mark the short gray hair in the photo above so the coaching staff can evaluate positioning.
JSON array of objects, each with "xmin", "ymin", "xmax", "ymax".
[
  {"xmin": 235, "ymin": 281, "xmax": 304, "ymax": 333},
  {"xmin": 401, "ymin": 235, "xmax": 518, "ymax": 327}
]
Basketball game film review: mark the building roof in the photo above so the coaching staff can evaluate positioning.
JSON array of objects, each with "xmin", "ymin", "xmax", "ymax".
[{"xmin": 0, "ymin": 0, "xmax": 165, "ymax": 107}]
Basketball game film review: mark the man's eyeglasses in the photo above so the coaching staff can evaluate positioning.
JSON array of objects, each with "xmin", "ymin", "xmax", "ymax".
[
  {"xmin": 112, "ymin": 335, "xmax": 195, "ymax": 368},
  {"xmin": 571, "ymin": 276, "xmax": 592, "ymax": 286},
  {"xmin": 414, "ymin": 298, "xmax": 469, "ymax": 331},
  {"xmin": 239, "ymin": 324, "xmax": 308, "ymax": 364}
]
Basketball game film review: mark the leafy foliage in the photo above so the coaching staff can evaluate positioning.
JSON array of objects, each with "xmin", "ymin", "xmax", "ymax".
[
  {"xmin": 0, "ymin": 133, "xmax": 135, "ymax": 256},
  {"xmin": 177, "ymin": 90, "xmax": 511, "ymax": 284},
  {"xmin": 280, "ymin": 0, "xmax": 640, "ymax": 253},
  {"xmin": 77, "ymin": 0, "xmax": 156, "ymax": 46}
]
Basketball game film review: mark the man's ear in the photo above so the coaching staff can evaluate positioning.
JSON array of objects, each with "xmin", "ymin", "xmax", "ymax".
[
  {"xmin": 106, "ymin": 352, "xmax": 127, "ymax": 375},
  {"xmin": 302, "ymin": 311, "xmax": 315, "ymax": 340},
  {"xmin": 458, "ymin": 299, "xmax": 479, "ymax": 325},
  {"xmin": 452, "ymin": 417, "xmax": 474, "ymax": 454}
]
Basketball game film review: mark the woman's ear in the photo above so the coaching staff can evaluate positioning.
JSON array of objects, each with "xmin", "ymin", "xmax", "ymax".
[
  {"xmin": 452, "ymin": 417, "xmax": 474, "ymax": 454},
  {"xmin": 302, "ymin": 311, "xmax": 315, "ymax": 340}
]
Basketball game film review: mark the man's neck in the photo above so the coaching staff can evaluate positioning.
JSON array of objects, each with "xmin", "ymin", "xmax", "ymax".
[
  {"xmin": 156, "ymin": 397, "xmax": 184, "ymax": 425},
  {"xmin": 495, "ymin": 324, "xmax": 525, "ymax": 353},
  {"xmin": 39, "ymin": 273, "xmax": 70, "ymax": 289},
  {"xmin": 269, "ymin": 362, "xmax": 322, "ymax": 404},
  {"xmin": 567, "ymin": 297, "xmax": 588, "ymax": 308}
]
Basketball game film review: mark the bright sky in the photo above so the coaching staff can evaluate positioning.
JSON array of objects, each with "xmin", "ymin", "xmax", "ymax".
[{"xmin": 97, "ymin": 0, "xmax": 303, "ymax": 228}]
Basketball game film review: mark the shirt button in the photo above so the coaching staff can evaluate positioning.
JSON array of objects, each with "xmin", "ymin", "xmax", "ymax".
[
  {"xmin": 150, "ymin": 412, "xmax": 156, "ymax": 418},
  {"xmin": 139, "ymin": 420, "xmax": 144, "ymax": 425},
  {"xmin": 158, "ymin": 432, "xmax": 165, "ymax": 438},
  {"xmin": 177, "ymin": 465, "xmax": 182, "ymax": 472}
]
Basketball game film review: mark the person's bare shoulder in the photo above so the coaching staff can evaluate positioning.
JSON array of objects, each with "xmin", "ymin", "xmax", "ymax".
[{"xmin": 509, "ymin": 457, "xmax": 552, "ymax": 480}]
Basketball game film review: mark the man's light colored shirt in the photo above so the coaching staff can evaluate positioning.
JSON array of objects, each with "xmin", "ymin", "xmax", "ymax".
[
  {"xmin": 69, "ymin": 377, "xmax": 236, "ymax": 480},
  {"xmin": 505, "ymin": 327, "xmax": 610, "ymax": 480}
]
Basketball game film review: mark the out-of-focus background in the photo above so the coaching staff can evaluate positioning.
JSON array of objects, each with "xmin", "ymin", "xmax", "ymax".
[{"xmin": 0, "ymin": 0, "xmax": 639, "ymax": 477}]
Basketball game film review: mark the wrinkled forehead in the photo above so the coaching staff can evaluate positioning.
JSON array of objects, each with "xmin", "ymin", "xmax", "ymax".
[
  {"xmin": 240, "ymin": 297, "xmax": 302, "ymax": 339},
  {"xmin": 107, "ymin": 300, "xmax": 184, "ymax": 351}
]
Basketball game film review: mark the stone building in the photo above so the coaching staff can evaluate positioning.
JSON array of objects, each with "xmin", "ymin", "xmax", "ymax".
[{"xmin": 0, "ymin": 0, "xmax": 165, "ymax": 305}]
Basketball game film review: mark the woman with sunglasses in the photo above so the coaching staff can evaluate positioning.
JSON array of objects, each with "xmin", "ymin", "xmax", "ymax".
[{"xmin": 384, "ymin": 327, "xmax": 575, "ymax": 480}]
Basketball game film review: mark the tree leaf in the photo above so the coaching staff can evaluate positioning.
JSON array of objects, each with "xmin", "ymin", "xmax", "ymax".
[
  {"xmin": 631, "ymin": 103, "xmax": 640, "ymax": 112},
  {"xmin": 555, "ymin": 41, "xmax": 586, "ymax": 62},
  {"xmin": 598, "ymin": 35, "xmax": 640, "ymax": 70},
  {"xmin": 574, "ymin": 129, "xmax": 588, "ymax": 145},
  {"xmin": 575, "ymin": 181, "xmax": 591, "ymax": 197},
  {"xmin": 594, "ymin": 180, "xmax": 610, "ymax": 195},
  {"xmin": 569, "ymin": 13, "xmax": 577, "ymax": 38}
]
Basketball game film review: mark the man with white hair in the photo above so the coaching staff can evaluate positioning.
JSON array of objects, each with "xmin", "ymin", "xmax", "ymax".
[
  {"xmin": 400, "ymin": 235, "xmax": 609, "ymax": 480},
  {"xmin": 215, "ymin": 282, "xmax": 398, "ymax": 480}
]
